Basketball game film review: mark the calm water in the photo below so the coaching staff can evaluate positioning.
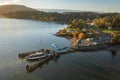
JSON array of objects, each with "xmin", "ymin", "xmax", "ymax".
[{"xmin": 0, "ymin": 18, "xmax": 120, "ymax": 80}]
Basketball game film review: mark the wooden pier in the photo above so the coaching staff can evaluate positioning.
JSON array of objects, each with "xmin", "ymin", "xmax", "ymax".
[
  {"xmin": 18, "ymin": 51, "xmax": 36, "ymax": 58},
  {"xmin": 26, "ymin": 56, "xmax": 54, "ymax": 73},
  {"xmin": 18, "ymin": 48, "xmax": 77, "ymax": 73},
  {"xmin": 18, "ymin": 45, "xmax": 120, "ymax": 73}
]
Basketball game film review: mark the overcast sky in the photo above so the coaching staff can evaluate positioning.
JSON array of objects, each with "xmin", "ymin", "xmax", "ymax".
[{"xmin": 0, "ymin": 0, "xmax": 120, "ymax": 12}]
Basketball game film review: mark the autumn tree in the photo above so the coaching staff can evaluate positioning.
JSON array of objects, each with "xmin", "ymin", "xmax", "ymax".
[{"xmin": 78, "ymin": 32, "xmax": 85, "ymax": 39}]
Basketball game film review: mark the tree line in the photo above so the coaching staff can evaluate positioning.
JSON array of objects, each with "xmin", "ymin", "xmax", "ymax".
[
  {"xmin": 4, "ymin": 10, "xmax": 119, "ymax": 25},
  {"xmin": 93, "ymin": 14, "xmax": 120, "ymax": 29}
]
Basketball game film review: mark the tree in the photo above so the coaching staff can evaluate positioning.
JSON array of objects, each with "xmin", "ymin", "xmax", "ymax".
[
  {"xmin": 71, "ymin": 31, "xmax": 79, "ymax": 37},
  {"xmin": 78, "ymin": 32, "xmax": 85, "ymax": 39}
]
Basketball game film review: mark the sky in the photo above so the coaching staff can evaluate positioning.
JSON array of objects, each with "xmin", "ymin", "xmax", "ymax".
[{"xmin": 0, "ymin": 0, "xmax": 120, "ymax": 12}]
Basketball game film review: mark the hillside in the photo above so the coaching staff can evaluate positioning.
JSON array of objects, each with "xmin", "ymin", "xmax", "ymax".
[
  {"xmin": 1, "ymin": 4, "xmax": 119, "ymax": 25},
  {"xmin": 0, "ymin": 4, "xmax": 36, "ymax": 16},
  {"xmin": 4, "ymin": 10, "xmax": 118, "ymax": 24}
]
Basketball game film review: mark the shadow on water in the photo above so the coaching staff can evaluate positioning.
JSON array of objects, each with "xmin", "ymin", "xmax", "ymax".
[
  {"xmin": 25, "ymin": 49, "xmax": 119, "ymax": 73},
  {"xmin": 26, "ymin": 54, "xmax": 61, "ymax": 73}
]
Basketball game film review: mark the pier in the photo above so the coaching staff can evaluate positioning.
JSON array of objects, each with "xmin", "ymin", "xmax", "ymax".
[
  {"xmin": 18, "ymin": 44, "xmax": 119, "ymax": 73},
  {"xmin": 18, "ymin": 48, "xmax": 77, "ymax": 73}
]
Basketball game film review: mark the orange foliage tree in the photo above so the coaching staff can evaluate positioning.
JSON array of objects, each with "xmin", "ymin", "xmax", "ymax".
[
  {"xmin": 78, "ymin": 32, "xmax": 85, "ymax": 39},
  {"xmin": 71, "ymin": 31, "xmax": 79, "ymax": 37}
]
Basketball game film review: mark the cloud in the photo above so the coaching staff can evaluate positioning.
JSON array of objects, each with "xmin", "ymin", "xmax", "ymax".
[
  {"xmin": 12, "ymin": 0, "xmax": 21, "ymax": 2},
  {"xmin": 1, "ymin": 0, "xmax": 22, "ymax": 5}
]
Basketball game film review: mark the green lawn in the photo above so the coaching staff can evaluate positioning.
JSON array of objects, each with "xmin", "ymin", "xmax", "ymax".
[{"xmin": 102, "ymin": 29, "xmax": 120, "ymax": 33}]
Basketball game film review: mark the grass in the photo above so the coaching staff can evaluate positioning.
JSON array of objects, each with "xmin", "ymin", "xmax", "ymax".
[{"xmin": 102, "ymin": 29, "xmax": 120, "ymax": 33}]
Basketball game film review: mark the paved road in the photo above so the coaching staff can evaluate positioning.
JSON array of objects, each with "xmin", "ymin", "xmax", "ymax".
[{"xmin": 88, "ymin": 26, "xmax": 112, "ymax": 43}]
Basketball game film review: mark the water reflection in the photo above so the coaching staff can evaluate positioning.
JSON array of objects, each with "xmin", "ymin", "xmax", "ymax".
[
  {"xmin": 1, "ymin": 18, "xmax": 120, "ymax": 80},
  {"xmin": 53, "ymin": 55, "xmax": 61, "ymax": 63},
  {"xmin": 111, "ymin": 50, "xmax": 117, "ymax": 57}
]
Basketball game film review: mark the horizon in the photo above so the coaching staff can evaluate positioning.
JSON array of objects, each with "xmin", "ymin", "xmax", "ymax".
[{"xmin": 0, "ymin": 0, "xmax": 120, "ymax": 13}]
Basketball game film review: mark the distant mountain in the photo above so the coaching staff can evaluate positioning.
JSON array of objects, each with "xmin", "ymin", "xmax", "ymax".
[
  {"xmin": 37, "ymin": 9, "xmax": 105, "ymax": 13},
  {"xmin": 0, "ymin": 4, "xmax": 36, "ymax": 16},
  {"xmin": 38, "ymin": 9, "xmax": 82, "ymax": 13}
]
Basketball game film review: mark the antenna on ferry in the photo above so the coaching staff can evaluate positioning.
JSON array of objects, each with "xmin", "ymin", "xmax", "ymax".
[{"xmin": 40, "ymin": 36, "xmax": 42, "ymax": 47}]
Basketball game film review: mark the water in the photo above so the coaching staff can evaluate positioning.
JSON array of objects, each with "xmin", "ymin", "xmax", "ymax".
[{"xmin": 0, "ymin": 18, "xmax": 120, "ymax": 80}]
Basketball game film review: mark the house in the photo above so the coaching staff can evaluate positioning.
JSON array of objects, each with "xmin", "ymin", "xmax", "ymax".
[
  {"xmin": 88, "ymin": 41, "xmax": 98, "ymax": 45},
  {"xmin": 88, "ymin": 32, "xmax": 93, "ymax": 35},
  {"xmin": 90, "ymin": 23, "xmax": 95, "ymax": 26},
  {"xmin": 82, "ymin": 28, "xmax": 87, "ymax": 32},
  {"xmin": 78, "ymin": 38, "xmax": 98, "ymax": 46},
  {"xmin": 67, "ymin": 28, "xmax": 72, "ymax": 33},
  {"xmin": 86, "ymin": 38, "xmax": 94, "ymax": 42},
  {"xmin": 108, "ymin": 27, "xmax": 112, "ymax": 30}
]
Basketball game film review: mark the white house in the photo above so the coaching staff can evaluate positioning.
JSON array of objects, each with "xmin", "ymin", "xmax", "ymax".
[{"xmin": 67, "ymin": 28, "xmax": 73, "ymax": 33}]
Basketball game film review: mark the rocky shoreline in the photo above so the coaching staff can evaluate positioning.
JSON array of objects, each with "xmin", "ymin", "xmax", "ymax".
[
  {"xmin": 106, "ymin": 45, "xmax": 120, "ymax": 51},
  {"xmin": 55, "ymin": 31, "xmax": 120, "ymax": 51}
]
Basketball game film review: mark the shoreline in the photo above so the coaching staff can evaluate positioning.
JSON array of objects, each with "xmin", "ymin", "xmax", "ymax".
[
  {"xmin": 106, "ymin": 45, "xmax": 120, "ymax": 51},
  {"xmin": 55, "ymin": 32, "xmax": 120, "ymax": 51}
]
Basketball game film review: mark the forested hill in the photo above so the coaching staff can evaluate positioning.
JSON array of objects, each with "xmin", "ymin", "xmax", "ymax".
[
  {"xmin": 3, "ymin": 10, "xmax": 119, "ymax": 23},
  {"xmin": 0, "ymin": 4, "xmax": 36, "ymax": 15},
  {"xmin": 1, "ymin": 4, "xmax": 119, "ymax": 24}
]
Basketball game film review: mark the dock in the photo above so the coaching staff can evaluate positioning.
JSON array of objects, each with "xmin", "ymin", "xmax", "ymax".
[
  {"xmin": 18, "ymin": 48, "xmax": 77, "ymax": 73},
  {"xmin": 26, "ymin": 56, "xmax": 54, "ymax": 73},
  {"xmin": 18, "ymin": 51, "xmax": 36, "ymax": 58},
  {"xmin": 18, "ymin": 44, "xmax": 117, "ymax": 72}
]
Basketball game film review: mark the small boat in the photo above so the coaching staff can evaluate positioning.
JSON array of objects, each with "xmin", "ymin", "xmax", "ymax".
[
  {"xmin": 26, "ymin": 50, "xmax": 52, "ymax": 61},
  {"xmin": 51, "ymin": 44, "xmax": 69, "ymax": 53}
]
